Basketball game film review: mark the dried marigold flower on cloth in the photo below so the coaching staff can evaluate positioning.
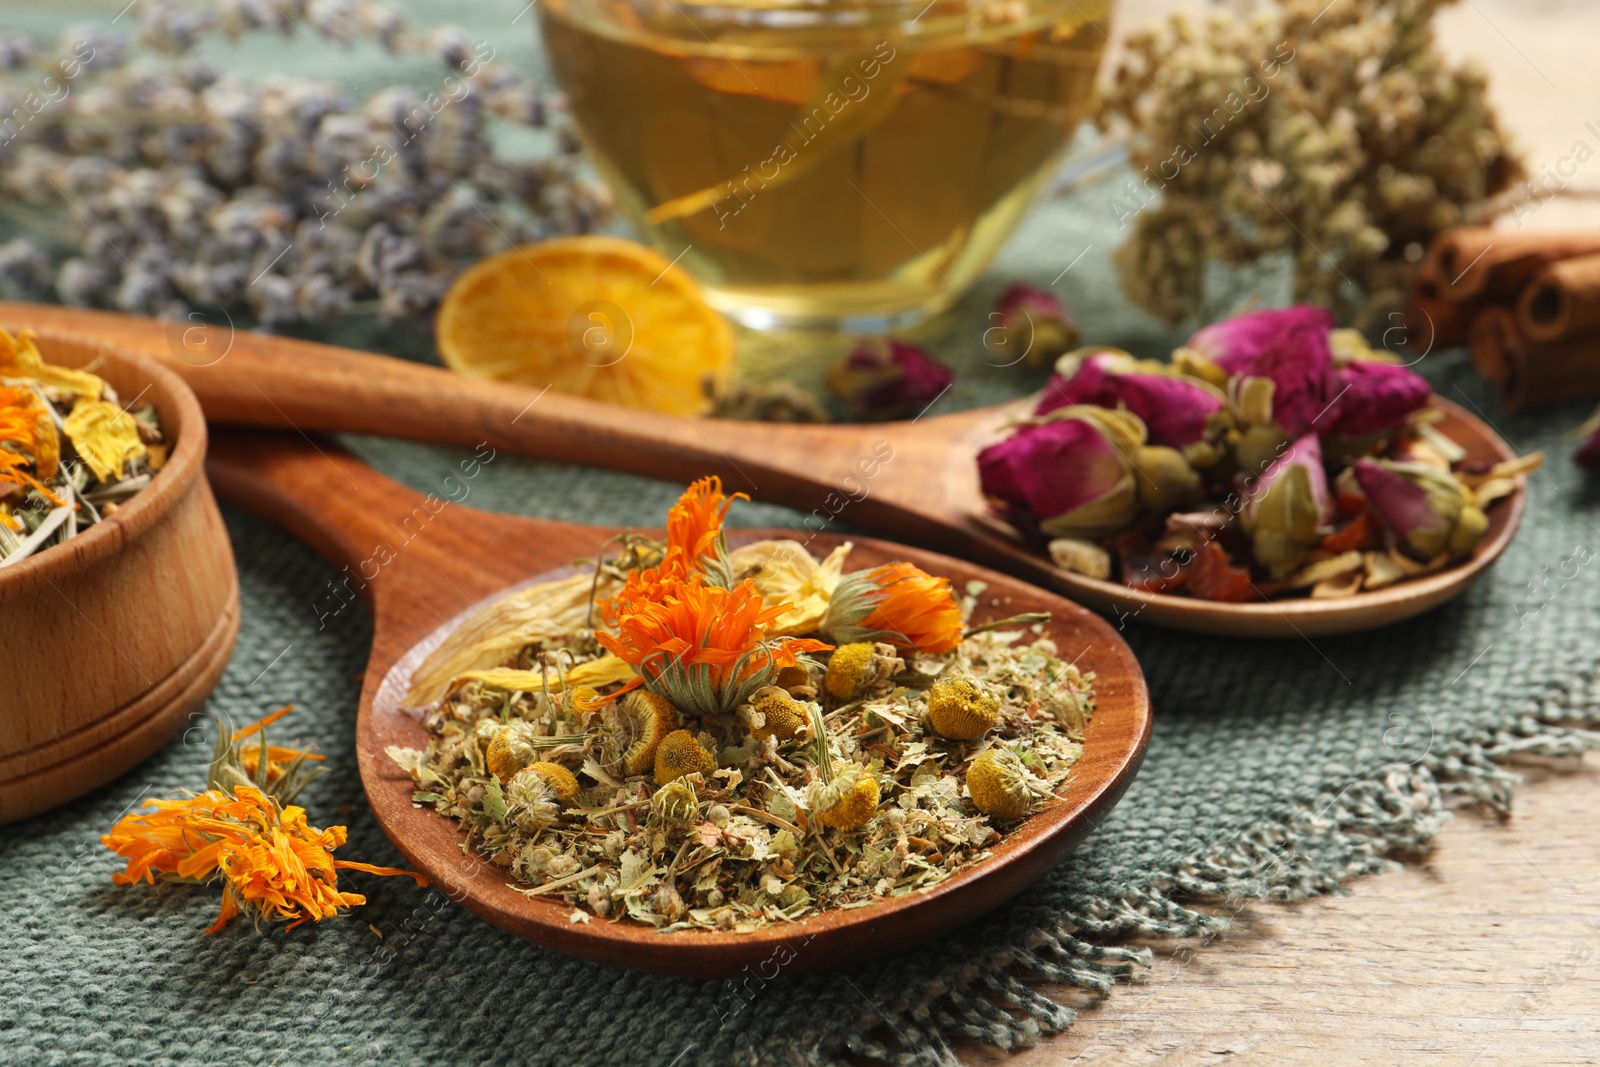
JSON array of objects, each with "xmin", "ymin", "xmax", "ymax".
[
  {"xmin": 102, "ymin": 713, "xmax": 425, "ymax": 934},
  {"xmin": 821, "ymin": 561, "xmax": 964, "ymax": 654}
]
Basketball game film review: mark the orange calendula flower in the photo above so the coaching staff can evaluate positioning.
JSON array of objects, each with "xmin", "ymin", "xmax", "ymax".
[
  {"xmin": 598, "ymin": 476, "xmax": 746, "ymax": 628},
  {"xmin": 0, "ymin": 385, "xmax": 66, "ymax": 506},
  {"xmin": 821, "ymin": 562, "xmax": 965, "ymax": 654},
  {"xmin": 597, "ymin": 575, "xmax": 829, "ymax": 717},
  {"xmin": 102, "ymin": 706, "xmax": 425, "ymax": 934},
  {"xmin": 232, "ymin": 705, "xmax": 327, "ymax": 785},
  {"xmin": 667, "ymin": 475, "xmax": 744, "ymax": 573}
]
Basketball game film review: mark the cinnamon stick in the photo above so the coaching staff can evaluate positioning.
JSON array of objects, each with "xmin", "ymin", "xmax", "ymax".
[
  {"xmin": 1516, "ymin": 253, "xmax": 1600, "ymax": 343},
  {"xmin": 1467, "ymin": 307, "xmax": 1519, "ymax": 389},
  {"xmin": 1428, "ymin": 227, "xmax": 1600, "ymax": 305},
  {"xmin": 1401, "ymin": 265, "xmax": 1472, "ymax": 351},
  {"xmin": 1503, "ymin": 333, "xmax": 1600, "ymax": 412}
]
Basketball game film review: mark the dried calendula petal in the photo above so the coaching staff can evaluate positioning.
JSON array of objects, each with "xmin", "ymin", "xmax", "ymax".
[
  {"xmin": 0, "ymin": 328, "xmax": 104, "ymax": 399},
  {"xmin": 63, "ymin": 399, "xmax": 147, "ymax": 482}
]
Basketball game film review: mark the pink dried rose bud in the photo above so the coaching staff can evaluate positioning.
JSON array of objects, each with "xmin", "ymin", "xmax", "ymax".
[
  {"xmin": 825, "ymin": 338, "xmax": 954, "ymax": 420},
  {"xmin": 1574, "ymin": 408, "xmax": 1600, "ymax": 472},
  {"xmin": 1037, "ymin": 348, "xmax": 1228, "ymax": 450},
  {"xmin": 1242, "ymin": 433, "xmax": 1334, "ymax": 577},
  {"xmin": 976, "ymin": 407, "xmax": 1144, "ymax": 540},
  {"xmin": 990, "ymin": 284, "xmax": 1079, "ymax": 368},
  {"xmin": 1324, "ymin": 358, "xmax": 1432, "ymax": 437},
  {"xmin": 1351, "ymin": 458, "xmax": 1487, "ymax": 561},
  {"xmin": 1185, "ymin": 305, "xmax": 1338, "ymax": 439}
]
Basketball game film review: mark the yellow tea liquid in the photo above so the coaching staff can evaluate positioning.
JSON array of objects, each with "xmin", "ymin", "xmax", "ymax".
[{"xmin": 539, "ymin": 0, "xmax": 1112, "ymax": 329}]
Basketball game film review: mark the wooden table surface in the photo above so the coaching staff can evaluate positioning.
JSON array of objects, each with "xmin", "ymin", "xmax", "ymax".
[{"xmin": 955, "ymin": 3, "xmax": 1600, "ymax": 1063}]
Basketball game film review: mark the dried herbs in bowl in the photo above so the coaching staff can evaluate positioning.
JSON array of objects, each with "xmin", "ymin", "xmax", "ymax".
[{"xmin": 0, "ymin": 328, "xmax": 167, "ymax": 567}]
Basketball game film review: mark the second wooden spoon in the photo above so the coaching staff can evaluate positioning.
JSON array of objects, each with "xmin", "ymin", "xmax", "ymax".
[{"xmin": 0, "ymin": 302, "xmax": 1527, "ymax": 637}]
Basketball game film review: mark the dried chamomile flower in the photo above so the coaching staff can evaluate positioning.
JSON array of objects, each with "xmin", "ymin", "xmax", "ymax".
[
  {"xmin": 654, "ymin": 730, "xmax": 715, "ymax": 785},
  {"xmin": 486, "ymin": 721, "xmax": 540, "ymax": 783},
  {"xmin": 651, "ymin": 779, "xmax": 699, "ymax": 827},
  {"xmin": 600, "ymin": 690, "xmax": 679, "ymax": 777},
  {"xmin": 810, "ymin": 763, "xmax": 880, "ymax": 831},
  {"xmin": 823, "ymin": 642, "xmax": 901, "ymax": 702},
  {"xmin": 965, "ymin": 747, "xmax": 1040, "ymax": 821},
  {"xmin": 747, "ymin": 686, "xmax": 806, "ymax": 744},
  {"xmin": 775, "ymin": 665, "xmax": 812, "ymax": 692},
  {"xmin": 926, "ymin": 675, "xmax": 1001, "ymax": 741},
  {"xmin": 505, "ymin": 762, "xmax": 578, "ymax": 831}
]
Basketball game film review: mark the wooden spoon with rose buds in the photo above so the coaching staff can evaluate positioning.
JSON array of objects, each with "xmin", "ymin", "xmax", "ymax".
[
  {"xmin": 0, "ymin": 301, "xmax": 1526, "ymax": 637},
  {"xmin": 202, "ymin": 427, "xmax": 1151, "ymax": 977}
]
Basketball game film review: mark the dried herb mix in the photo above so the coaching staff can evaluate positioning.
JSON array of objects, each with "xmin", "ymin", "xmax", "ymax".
[
  {"xmin": 0, "ymin": 328, "xmax": 166, "ymax": 567},
  {"xmin": 388, "ymin": 480, "xmax": 1095, "ymax": 932}
]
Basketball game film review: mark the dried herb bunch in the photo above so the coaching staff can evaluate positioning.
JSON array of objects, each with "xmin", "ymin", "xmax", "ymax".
[
  {"xmin": 0, "ymin": 2, "xmax": 607, "ymax": 329},
  {"xmin": 0, "ymin": 328, "xmax": 165, "ymax": 565},
  {"xmin": 1096, "ymin": 0, "xmax": 1522, "ymax": 327},
  {"xmin": 388, "ymin": 479, "xmax": 1095, "ymax": 932}
]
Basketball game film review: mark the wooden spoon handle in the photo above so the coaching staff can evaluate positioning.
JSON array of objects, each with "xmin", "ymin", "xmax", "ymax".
[
  {"xmin": 0, "ymin": 301, "xmax": 1002, "ymax": 551},
  {"xmin": 204, "ymin": 429, "xmax": 436, "ymax": 592}
]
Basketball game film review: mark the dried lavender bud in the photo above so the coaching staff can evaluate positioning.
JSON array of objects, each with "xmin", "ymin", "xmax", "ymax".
[
  {"xmin": 0, "ymin": 32, "xmax": 38, "ymax": 72},
  {"xmin": 0, "ymin": 239, "xmax": 55, "ymax": 302}
]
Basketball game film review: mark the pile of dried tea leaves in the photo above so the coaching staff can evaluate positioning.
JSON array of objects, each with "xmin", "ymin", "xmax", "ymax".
[
  {"xmin": 388, "ymin": 482, "xmax": 1095, "ymax": 932},
  {"xmin": 0, "ymin": 328, "xmax": 166, "ymax": 567}
]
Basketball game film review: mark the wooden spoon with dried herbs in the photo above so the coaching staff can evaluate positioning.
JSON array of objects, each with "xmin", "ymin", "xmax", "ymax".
[
  {"xmin": 203, "ymin": 427, "xmax": 1150, "ymax": 977},
  {"xmin": 2, "ymin": 301, "xmax": 1527, "ymax": 636}
]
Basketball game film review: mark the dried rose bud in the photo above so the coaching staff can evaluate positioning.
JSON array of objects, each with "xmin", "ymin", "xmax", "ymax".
[
  {"xmin": 1323, "ymin": 358, "xmax": 1431, "ymax": 437},
  {"xmin": 1574, "ymin": 409, "xmax": 1600, "ymax": 472},
  {"xmin": 990, "ymin": 283, "xmax": 1079, "ymax": 368},
  {"xmin": 1185, "ymin": 305, "xmax": 1338, "ymax": 438},
  {"xmin": 977, "ymin": 407, "xmax": 1143, "ymax": 540},
  {"xmin": 824, "ymin": 338, "xmax": 953, "ymax": 420},
  {"xmin": 1351, "ymin": 458, "xmax": 1486, "ymax": 561},
  {"xmin": 1037, "ymin": 348, "xmax": 1228, "ymax": 451},
  {"xmin": 1243, "ymin": 433, "xmax": 1334, "ymax": 577}
]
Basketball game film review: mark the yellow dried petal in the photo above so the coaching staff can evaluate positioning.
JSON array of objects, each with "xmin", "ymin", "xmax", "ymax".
[
  {"xmin": 448, "ymin": 655, "xmax": 636, "ymax": 699},
  {"xmin": 727, "ymin": 539, "xmax": 852, "ymax": 637},
  {"xmin": 63, "ymin": 399, "xmax": 146, "ymax": 482},
  {"xmin": 0, "ymin": 328, "xmax": 105, "ymax": 398}
]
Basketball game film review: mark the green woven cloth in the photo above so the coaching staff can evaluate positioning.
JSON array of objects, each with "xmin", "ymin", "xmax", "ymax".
[{"xmin": 6, "ymin": 4, "xmax": 1600, "ymax": 1065}]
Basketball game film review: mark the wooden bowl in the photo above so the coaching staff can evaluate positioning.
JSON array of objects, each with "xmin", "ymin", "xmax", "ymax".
[
  {"xmin": 1004, "ymin": 399, "xmax": 1526, "ymax": 637},
  {"xmin": 367, "ymin": 538, "xmax": 1150, "ymax": 978},
  {"xmin": 0, "ymin": 333, "xmax": 238, "ymax": 824}
]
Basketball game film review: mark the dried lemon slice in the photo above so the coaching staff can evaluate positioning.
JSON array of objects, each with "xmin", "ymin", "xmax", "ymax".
[{"xmin": 436, "ymin": 236, "xmax": 734, "ymax": 415}]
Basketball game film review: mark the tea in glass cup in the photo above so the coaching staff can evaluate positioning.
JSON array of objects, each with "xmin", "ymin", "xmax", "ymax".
[{"xmin": 540, "ymin": 0, "xmax": 1113, "ymax": 330}]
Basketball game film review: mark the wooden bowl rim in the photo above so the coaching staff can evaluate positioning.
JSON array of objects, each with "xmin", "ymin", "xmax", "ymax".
[
  {"xmin": 0, "ymin": 331, "xmax": 206, "ymax": 588},
  {"xmin": 364, "ymin": 533, "xmax": 1152, "ymax": 975},
  {"xmin": 976, "ymin": 396, "xmax": 1525, "ymax": 630}
]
